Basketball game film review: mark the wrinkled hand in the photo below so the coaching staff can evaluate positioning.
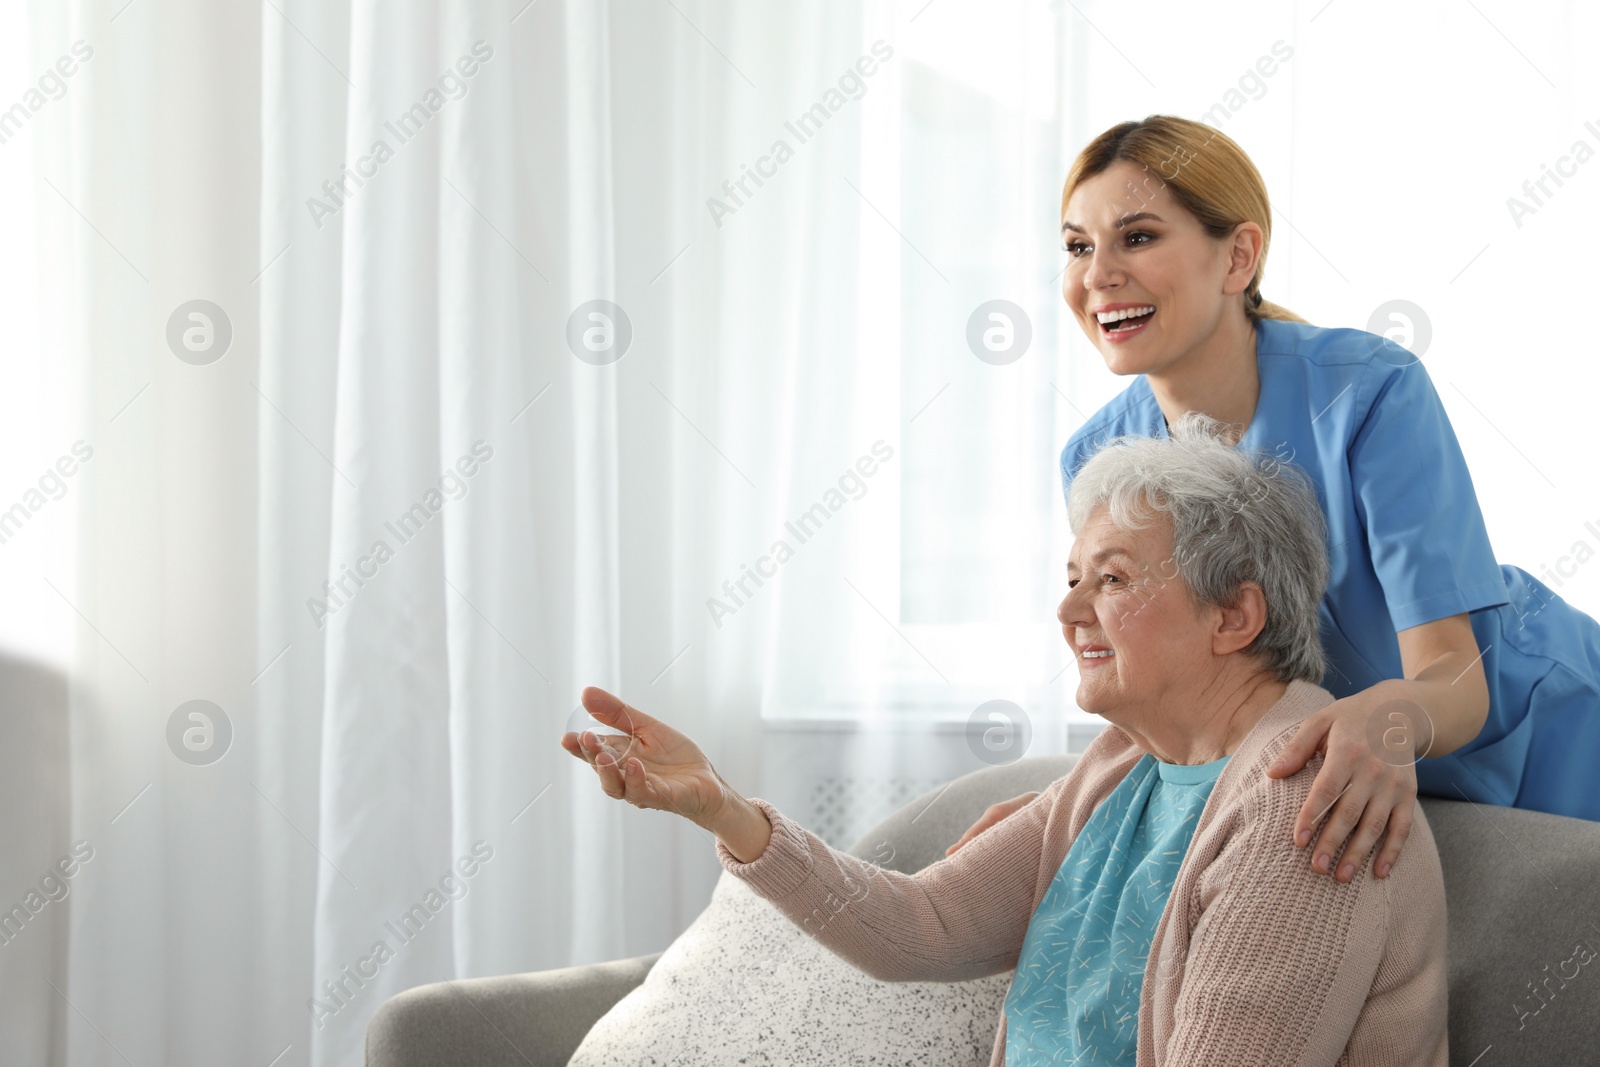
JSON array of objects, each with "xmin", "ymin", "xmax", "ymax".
[
  {"xmin": 1265, "ymin": 690, "xmax": 1419, "ymax": 881},
  {"xmin": 944, "ymin": 792, "xmax": 1041, "ymax": 857},
  {"xmin": 560, "ymin": 687, "xmax": 736, "ymax": 830}
]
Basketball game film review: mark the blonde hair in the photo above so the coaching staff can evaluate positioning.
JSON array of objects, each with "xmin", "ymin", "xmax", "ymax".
[{"xmin": 1061, "ymin": 115, "xmax": 1307, "ymax": 325}]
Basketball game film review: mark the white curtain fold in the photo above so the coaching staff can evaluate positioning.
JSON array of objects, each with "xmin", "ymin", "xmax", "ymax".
[
  {"xmin": 14, "ymin": 1, "xmax": 885, "ymax": 1064},
  {"xmin": 9, "ymin": 1, "xmax": 1596, "ymax": 1065}
]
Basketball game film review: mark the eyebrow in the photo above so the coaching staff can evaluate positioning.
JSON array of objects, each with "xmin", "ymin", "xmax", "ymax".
[
  {"xmin": 1060, "ymin": 211, "xmax": 1165, "ymax": 235},
  {"xmin": 1067, "ymin": 547, "xmax": 1135, "ymax": 572}
]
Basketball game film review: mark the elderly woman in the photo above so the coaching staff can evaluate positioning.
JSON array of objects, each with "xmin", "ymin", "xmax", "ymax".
[{"xmin": 561, "ymin": 414, "xmax": 1449, "ymax": 1066}]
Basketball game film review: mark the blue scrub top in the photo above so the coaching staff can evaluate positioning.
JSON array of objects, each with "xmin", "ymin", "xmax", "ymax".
[
  {"xmin": 1060, "ymin": 317, "xmax": 1600, "ymax": 820},
  {"xmin": 1004, "ymin": 752, "xmax": 1230, "ymax": 1066}
]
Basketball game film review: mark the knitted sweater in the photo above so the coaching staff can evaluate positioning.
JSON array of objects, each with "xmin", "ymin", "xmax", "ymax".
[{"xmin": 715, "ymin": 679, "xmax": 1449, "ymax": 1066}]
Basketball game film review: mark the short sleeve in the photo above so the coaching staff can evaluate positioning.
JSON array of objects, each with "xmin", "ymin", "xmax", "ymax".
[
  {"xmin": 1060, "ymin": 436, "xmax": 1081, "ymax": 509},
  {"xmin": 1348, "ymin": 359, "xmax": 1509, "ymax": 632},
  {"xmin": 1059, "ymin": 429, "xmax": 1103, "ymax": 510}
]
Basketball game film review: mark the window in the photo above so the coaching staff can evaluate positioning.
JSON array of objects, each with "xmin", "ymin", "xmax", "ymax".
[{"xmin": 764, "ymin": 2, "xmax": 1101, "ymax": 745}]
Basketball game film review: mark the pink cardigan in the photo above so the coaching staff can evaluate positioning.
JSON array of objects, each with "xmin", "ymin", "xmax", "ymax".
[{"xmin": 716, "ymin": 679, "xmax": 1449, "ymax": 1066}]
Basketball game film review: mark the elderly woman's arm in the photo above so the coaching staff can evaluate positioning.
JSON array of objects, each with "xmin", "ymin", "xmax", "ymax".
[
  {"xmin": 564, "ymin": 685, "xmax": 1064, "ymax": 985},
  {"xmin": 714, "ymin": 785, "xmax": 1060, "ymax": 983}
]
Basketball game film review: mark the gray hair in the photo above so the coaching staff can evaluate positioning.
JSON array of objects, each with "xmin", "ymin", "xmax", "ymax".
[{"xmin": 1067, "ymin": 412, "xmax": 1329, "ymax": 684}]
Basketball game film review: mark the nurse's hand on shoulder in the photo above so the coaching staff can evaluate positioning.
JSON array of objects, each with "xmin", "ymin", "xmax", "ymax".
[
  {"xmin": 560, "ymin": 686, "xmax": 734, "ymax": 830},
  {"xmin": 1266, "ymin": 689, "xmax": 1418, "ymax": 882}
]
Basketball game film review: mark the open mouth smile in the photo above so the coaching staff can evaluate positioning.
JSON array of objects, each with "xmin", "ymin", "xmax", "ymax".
[{"xmin": 1095, "ymin": 304, "xmax": 1155, "ymax": 343}]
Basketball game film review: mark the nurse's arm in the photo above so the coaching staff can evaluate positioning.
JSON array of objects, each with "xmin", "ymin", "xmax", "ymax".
[
  {"xmin": 1266, "ymin": 612, "xmax": 1489, "ymax": 882},
  {"xmin": 1394, "ymin": 612, "xmax": 1492, "ymax": 755}
]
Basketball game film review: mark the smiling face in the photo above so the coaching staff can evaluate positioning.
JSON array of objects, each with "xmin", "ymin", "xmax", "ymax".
[
  {"xmin": 1059, "ymin": 502, "xmax": 1222, "ymax": 727},
  {"xmin": 1060, "ymin": 159, "xmax": 1256, "ymax": 378}
]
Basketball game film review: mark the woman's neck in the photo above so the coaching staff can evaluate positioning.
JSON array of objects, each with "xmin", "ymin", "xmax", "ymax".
[
  {"xmin": 1116, "ymin": 672, "xmax": 1290, "ymax": 766},
  {"xmin": 1147, "ymin": 313, "xmax": 1260, "ymax": 443}
]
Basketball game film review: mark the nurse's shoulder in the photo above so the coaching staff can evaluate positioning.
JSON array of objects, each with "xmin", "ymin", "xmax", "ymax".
[
  {"xmin": 1259, "ymin": 317, "xmax": 1426, "ymax": 385},
  {"xmin": 1257, "ymin": 317, "xmax": 1438, "ymax": 429},
  {"xmin": 1059, "ymin": 376, "xmax": 1163, "ymax": 485}
]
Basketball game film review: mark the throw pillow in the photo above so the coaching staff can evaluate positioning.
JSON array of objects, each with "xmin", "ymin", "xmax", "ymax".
[{"xmin": 568, "ymin": 870, "xmax": 1012, "ymax": 1066}]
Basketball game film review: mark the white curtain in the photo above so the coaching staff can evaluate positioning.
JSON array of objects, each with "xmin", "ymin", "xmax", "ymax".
[
  {"xmin": 3, "ymin": 1, "xmax": 1597, "ymax": 1065},
  {"xmin": 6, "ymin": 1, "xmax": 903, "ymax": 1064}
]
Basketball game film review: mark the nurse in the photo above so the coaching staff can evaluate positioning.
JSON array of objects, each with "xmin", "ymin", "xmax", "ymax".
[{"xmin": 949, "ymin": 114, "xmax": 1600, "ymax": 885}]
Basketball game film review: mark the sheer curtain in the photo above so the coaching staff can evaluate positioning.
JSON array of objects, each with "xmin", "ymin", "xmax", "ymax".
[
  {"xmin": 2, "ymin": 1, "xmax": 1596, "ymax": 1065},
  {"xmin": 7, "ymin": 1, "xmax": 903, "ymax": 1064}
]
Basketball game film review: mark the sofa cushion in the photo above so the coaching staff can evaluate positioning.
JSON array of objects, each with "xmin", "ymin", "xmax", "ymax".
[
  {"xmin": 567, "ymin": 870, "xmax": 1011, "ymax": 1066},
  {"xmin": 1419, "ymin": 798, "xmax": 1600, "ymax": 1063}
]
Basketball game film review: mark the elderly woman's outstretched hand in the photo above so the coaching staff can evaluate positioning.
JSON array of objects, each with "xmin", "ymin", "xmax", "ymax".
[{"xmin": 561, "ymin": 686, "xmax": 733, "ymax": 828}]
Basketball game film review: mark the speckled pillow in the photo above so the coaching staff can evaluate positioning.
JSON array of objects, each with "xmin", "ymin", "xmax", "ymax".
[{"xmin": 568, "ymin": 870, "xmax": 1013, "ymax": 1067}]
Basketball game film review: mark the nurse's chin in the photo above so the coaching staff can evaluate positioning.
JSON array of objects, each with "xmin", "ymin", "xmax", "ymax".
[{"xmin": 1094, "ymin": 344, "xmax": 1169, "ymax": 379}]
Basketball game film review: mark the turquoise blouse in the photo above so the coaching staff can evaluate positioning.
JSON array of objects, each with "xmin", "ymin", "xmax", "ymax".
[{"xmin": 1004, "ymin": 751, "xmax": 1230, "ymax": 1065}]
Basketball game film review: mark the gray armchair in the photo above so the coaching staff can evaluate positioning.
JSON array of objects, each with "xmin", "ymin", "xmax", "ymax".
[{"xmin": 366, "ymin": 754, "xmax": 1600, "ymax": 1066}]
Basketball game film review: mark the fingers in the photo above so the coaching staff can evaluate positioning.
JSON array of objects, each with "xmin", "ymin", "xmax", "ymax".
[
  {"xmin": 1332, "ymin": 803, "xmax": 1391, "ymax": 883},
  {"xmin": 592, "ymin": 744, "xmax": 626, "ymax": 798},
  {"xmin": 580, "ymin": 687, "xmax": 652, "ymax": 735},
  {"xmin": 564, "ymin": 728, "xmax": 670, "ymax": 812},
  {"xmin": 1287, "ymin": 701, "xmax": 1423, "ymax": 883},
  {"xmin": 1293, "ymin": 743, "xmax": 1357, "ymax": 859},
  {"xmin": 1290, "ymin": 727, "xmax": 1358, "ymax": 847},
  {"xmin": 944, "ymin": 806, "xmax": 1002, "ymax": 857},
  {"xmin": 563, "ymin": 726, "xmax": 633, "ymax": 766},
  {"xmin": 587, "ymin": 729, "xmax": 632, "ymax": 766},
  {"xmin": 592, "ymin": 741, "xmax": 660, "ymax": 807},
  {"xmin": 943, "ymin": 793, "xmax": 1040, "ymax": 857},
  {"xmin": 559, "ymin": 728, "xmax": 599, "ymax": 764},
  {"xmin": 1373, "ymin": 802, "xmax": 1414, "ymax": 880},
  {"xmin": 944, "ymin": 828, "xmax": 978, "ymax": 857},
  {"xmin": 563, "ymin": 729, "xmax": 632, "ymax": 783},
  {"xmin": 1297, "ymin": 737, "xmax": 1396, "ymax": 881},
  {"xmin": 1266, "ymin": 714, "xmax": 1327, "ymax": 778}
]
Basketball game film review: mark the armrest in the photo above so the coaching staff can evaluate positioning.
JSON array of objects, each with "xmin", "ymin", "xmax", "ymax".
[{"xmin": 364, "ymin": 950, "xmax": 664, "ymax": 1067}]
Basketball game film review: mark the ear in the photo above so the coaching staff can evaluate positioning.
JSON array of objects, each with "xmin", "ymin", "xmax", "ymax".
[
  {"xmin": 1212, "ymin": 580, "xmax": 1268, "ymax": 657},
  {"xmin": 1221, "ymin": 221, "xmax": 1264, "ymax": 299}
]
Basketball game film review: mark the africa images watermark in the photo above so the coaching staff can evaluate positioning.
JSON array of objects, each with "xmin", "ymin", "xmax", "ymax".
[
  {"xmin": 306, "ymin": 441, "xmax": 495, "ymax": 629},
  {"xmin": 0, "ymin": 40, "xmax": 93, "ymax": 149},
  {"xmin": 1511, "ymin": 932, "xmax": 1598, "ymax": 1030},
  {"xmin": 1506, "ymin": 116, "xmax": 1600, "ymax": 229},
  {"xmin": 705, "ymin": 39, "xmax": 895, "ymax": 229},
  {"xmin": 167, "ymin": 699, "xmax": 233, "ymax": 766},
  {"xmin": 307, "ymin": 840, "xmax": 495, "ymax": 1030},
  {"xmin": 0, "ymin": 440, "xmax": 94, "ymax": 547},
  {"xmin": 967, "ymin": 699, "xmax": 1034, "ymax": 766},
  {"xmin": 1197, "ymin": 39, "xmax": 1294, "ymax": 129},
  {"xmin": 1505, "ymin": 514, "xmax": 1600, "ymax": 633},
  {"xmin": 1113, "ymin": 40, "xmax": 1286, "ymax": 223},
  {"xmin": 1112, "ymin": 39, "xmax": 1292, "ymax": 214},
  {"xmin": 0, "ymin": 842, "xmax": 95, "ymax": 949},
  {"xmin": 305, "ymin": 40, "xmax": 495, "ymax": 230},
  {"xmin": 705, "ymin": 440, "xmax": 895, "ymax": 628}
]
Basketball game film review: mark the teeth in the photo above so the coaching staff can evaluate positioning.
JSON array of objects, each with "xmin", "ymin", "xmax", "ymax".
[
  {"xmin": 1082, "ymin": 649, "xmax": 1114, "ymax": 659},
  {"xmin": 1096, "ymin": 306, "xmax": 1154, "ymax": 324}
]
